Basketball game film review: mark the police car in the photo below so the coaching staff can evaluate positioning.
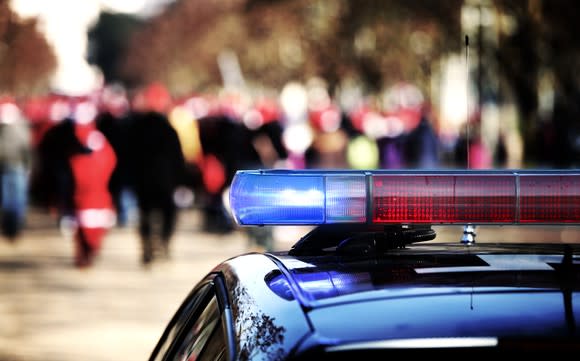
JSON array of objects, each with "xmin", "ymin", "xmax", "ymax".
[{"xmin": 149, "ymin": 169, "xmax": 580, "ymax": 360}]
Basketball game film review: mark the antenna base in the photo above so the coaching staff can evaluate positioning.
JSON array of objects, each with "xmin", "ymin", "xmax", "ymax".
[{"xmin": 461, "ymin": 224, "xmax": 477, "ymax": 245}]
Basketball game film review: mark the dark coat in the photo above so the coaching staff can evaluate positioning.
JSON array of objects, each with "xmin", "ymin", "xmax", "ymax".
[
  {"xmin": 32, "ymin": 118, "xmax": 90, "ymax": 213},
  {"xmin": 127, "ymin": 111, "xmax": 186, "ymax": 208},
  {"xmin": 196, "ymin": 115, "xmax": 287, "ymax": 190}
]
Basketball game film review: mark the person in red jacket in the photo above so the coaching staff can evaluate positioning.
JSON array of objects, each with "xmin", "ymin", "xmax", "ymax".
[{"xmin": 68, "ymin": 97, "xmax": 117, "ymax": 268}]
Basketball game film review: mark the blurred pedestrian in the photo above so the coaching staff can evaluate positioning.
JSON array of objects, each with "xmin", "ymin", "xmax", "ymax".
[
  {"xmin": 305, "ymin": 101, "xmax": 349, "ymax": 169},
  {"xmin": 403, "ymin": 104, "xmax": 440, "ymax": 169},
  {"xmin": 68, "ymin": 97, "xmax": 117, "ymax": 268},
  {"xmin": 96, "ymin": 83, "xmax": 137, "ymax": 227},
  {"xmin": 195, "ymin": 94, "xmax": 287, "ymax": 246},
  {"xmin": 380, "ymin": 81, "xmax": 440, "ymax": 169},
  {"xmin": 304, "ymin": 79, "xmax": 349, "ymax": 169},
  {"xmin": 128, "ymin": 83, "xmax": 187, "ymax": 265},
  {"xmin": 345, "ymin": 101, "xmax": 380, "ymax": 170},
  {"xmin": 34, "ymin": 97, "xmax": 79, "ymax": 228},
  {"xmin": 167, "ymin": 95, "xmax": 205, "ymax": 207},
  {"xmin": 195, "ymin": 114, "xmax": 246, "ymax": 234},
  {"xmin": 240, "ymin": 96, "xmax": 288, "ymax": 251},
  {"xmin": 376, "ymin": 122, "xmax": 406, "ymax": 169},
  {"xmin": 0, "ymin": 97, "xmax": 33, "ymax": 240},
  {"xmin": 22, "ymin": 94, "xmax": 55, "ymax": 148}
]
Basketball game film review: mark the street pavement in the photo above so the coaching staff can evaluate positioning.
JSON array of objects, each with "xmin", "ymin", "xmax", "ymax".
[
  {"xmin": 1, "ymin": 208, "xmax": 579, "ymax": 361},
  {"xmin": 0, "ymin": 208, "xmax": 253, "ymax": 361}
]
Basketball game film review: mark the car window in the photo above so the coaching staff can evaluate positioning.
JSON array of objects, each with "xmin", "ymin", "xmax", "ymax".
[
  {"xmin": 150, "ymin": 282, "xmax": 212, "ymax": 361},
  {"xmin": 172, "ymin": 295, "xmax": 221, "ymax": 361},
  {"xmin": 198, "ymin": 320, "xmax": 227, "ymax": 361}
]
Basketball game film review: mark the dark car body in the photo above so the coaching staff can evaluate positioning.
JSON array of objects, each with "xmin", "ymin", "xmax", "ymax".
[{"xmin": 149, "ymin": 231, "xmax": 580, "ymax": 360}]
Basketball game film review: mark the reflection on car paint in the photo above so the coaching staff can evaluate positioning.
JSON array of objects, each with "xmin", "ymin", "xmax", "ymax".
[{"xmin": 230, "ymin": 284, "xmax": 286, "ymax": 361}]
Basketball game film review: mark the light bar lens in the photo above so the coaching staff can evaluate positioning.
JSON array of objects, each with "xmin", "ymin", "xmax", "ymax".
[
  {"xmin": 372, "ymin": 175, "xmax": 515, "ymax": 223},
  {"xmin": 229, "ymin": 172, "xmax": 366, "ymax": 225},
  {"xmin": 520, "ymin": 175, "xmax": 580, "ymax": 223},
  {"xmin": 230, "ymin": 173, "xmax": 324, "ymax": 225},
  {"xmin": 326, "ymin": 176, "xmax": 366, "ymax": 223},
  {"xmin": 229, "ymin": 170, "xmax": 580, "ymax": 225}
]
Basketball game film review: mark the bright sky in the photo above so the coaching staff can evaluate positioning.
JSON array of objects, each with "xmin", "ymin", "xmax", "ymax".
[{"xmin": 10, "ymin": 0, "xmax": 175, "ymax": 95}]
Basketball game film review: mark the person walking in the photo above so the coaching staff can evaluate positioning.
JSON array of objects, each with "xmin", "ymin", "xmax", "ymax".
[
  {"xmin": 96, "ymin": 83, "xmax": 136, "ymax": 227},
  {"xmin": 68, "ymin": 97, "xmax": 117, "ymax": 267},
  {"xmin": 128, "ymin": 83, "xmax": 187, "ymax": 265},
  {"xmin": 0, "ymin": 97, "xmax": 33, "ymax": 240}
]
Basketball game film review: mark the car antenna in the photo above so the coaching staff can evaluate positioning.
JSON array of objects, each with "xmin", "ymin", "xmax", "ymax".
[
  {"xmin": 461, "ymin": 34, "xmax": 476, "ymax": 245},
  {"xmin": 465, "ymin": 34, "xmax": 471, "ymax": 169}
]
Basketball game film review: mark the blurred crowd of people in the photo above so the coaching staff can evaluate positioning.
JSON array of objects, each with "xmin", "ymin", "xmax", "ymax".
[{"xmin": 0, "ymin": 78, "xmax": 479, "ymax": 268}]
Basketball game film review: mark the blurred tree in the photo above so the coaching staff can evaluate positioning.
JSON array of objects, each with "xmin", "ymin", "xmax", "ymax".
[
  {"xmin": 88, "ymin": 12, "xmax": 143, "ymax": 84},
  {"xmin": 493, "ymin": 0, "xmax": 580, "ymax": 166},
  {"xmin": 120, "ymin": 0, "xmax": 247, "ymax": 94},
  {"xmin": 115, "ymin": 0, "xmax": 580, "ymax": 167},
  {"xmin": 0, "ymin": 0, "xmax": 56, "ymax": 96},
  {"xmin": 119, "ymin": 0, "xmax": 462, "ymax": 96}
]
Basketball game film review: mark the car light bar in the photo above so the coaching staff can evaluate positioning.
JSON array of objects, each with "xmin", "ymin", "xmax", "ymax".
[{"xmin": 229, "ymin": 170, "xmax": 580, "ymax": 225}]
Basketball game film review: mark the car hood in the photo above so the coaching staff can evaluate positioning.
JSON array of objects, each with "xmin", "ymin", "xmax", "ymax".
[{"xmin": 269, "ymin": 243, "xmax": 580, "ymax": 342}]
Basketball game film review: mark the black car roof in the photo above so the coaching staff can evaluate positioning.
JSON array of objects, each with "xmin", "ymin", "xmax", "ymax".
[
  {"xmin": 270, "ymin": 243, "xmax": 579, "ymax": 307},
  {"xmin": 217, "ymin": 241, "xmax": 580, "ymax": 357},
  {"xmin": 273, "ymin": 243, "xmax": 579, "ymax": 350}
]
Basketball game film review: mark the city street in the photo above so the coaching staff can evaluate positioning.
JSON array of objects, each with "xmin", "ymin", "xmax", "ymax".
[{"xmin": 1, "ymin": 208, "xmax": 580, "ymax": 361}]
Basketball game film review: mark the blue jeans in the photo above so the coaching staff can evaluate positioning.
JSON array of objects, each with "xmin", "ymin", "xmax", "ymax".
[{"xmin": 1, "ymin": 166, "xmax": 28, "ymax": 237}]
